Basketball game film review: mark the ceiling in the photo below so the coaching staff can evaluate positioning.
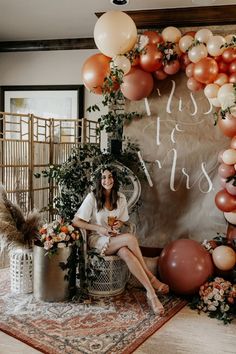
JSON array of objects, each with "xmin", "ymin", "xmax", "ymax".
[{"xmin": 0, "ymin": 0, "xmax": 235, "ymax": 42}]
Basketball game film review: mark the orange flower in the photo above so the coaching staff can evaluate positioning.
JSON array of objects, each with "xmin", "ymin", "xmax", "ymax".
[
  {"xmin": 39, "ymin": 228, "xmax": 47, "ymax": 234},
  {"xmin": 60, "ymin": 226, "xmax": 69, "ymax": 234}
]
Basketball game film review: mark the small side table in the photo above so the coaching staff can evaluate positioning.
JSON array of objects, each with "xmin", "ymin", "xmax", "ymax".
[{"xmin": 10, "ymin": 247, "xmax": 33, "ymax": 294}]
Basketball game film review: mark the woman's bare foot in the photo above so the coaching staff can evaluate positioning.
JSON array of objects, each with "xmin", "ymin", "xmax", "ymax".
[
  {"xmin": 150, "ymin": 275, "xmax": 169, "ymax": 295},
  {"xmin": 146, "ymin": 292, "xmax": 165, "ymax": 316}
]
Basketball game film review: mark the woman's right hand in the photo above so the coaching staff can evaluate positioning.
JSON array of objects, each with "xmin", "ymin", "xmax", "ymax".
[{"xmin": 97, "ymin": 225, "xmax": 110, "ymax": 236}]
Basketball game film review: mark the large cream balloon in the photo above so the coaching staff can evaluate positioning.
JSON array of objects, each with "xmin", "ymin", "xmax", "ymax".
[
  {"xmin": 212, "ymin": 245, "xmax": 236, "ymax": 270},
  {"xmin": 188, "ymin": 43, "xmax": 208, "ymax": 63},
  {"xmin": 94, "ymin": 11, "xmax": 137, "ymax": 58}
]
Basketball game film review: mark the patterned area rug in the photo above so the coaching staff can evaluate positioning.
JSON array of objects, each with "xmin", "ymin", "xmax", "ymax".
[{"xmin": 0, "ymin": 269, "xmax": 186, "ymax": 354}]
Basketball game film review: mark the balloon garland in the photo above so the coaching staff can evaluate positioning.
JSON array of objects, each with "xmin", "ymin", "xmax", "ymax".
[{"xmin": 82, "ymin": 11, "xmax": 236, "ymax": 251}]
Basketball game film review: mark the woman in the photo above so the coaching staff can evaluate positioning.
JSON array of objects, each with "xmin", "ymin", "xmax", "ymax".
[{"xmin": 72, "ymin": 166, "xmax": 169, "ymax": 315}]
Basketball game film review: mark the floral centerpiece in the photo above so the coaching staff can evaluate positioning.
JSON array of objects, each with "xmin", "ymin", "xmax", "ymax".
[
  {"xmin": 35, "ymin": 218, "xmax": 81, "ymax": 256},
  {"xmin": 190, "ymin": 277, "xmax": 236, "ymax": 324}
]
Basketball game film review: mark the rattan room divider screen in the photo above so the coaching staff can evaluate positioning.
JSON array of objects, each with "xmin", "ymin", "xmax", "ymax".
[{"xmin": 0, "ymin": 111, "xmax": 100, "ymax": 219}]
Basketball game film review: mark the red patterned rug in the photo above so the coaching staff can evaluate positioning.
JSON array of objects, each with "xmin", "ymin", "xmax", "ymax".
[{"xmin": 0, "ymin": 268, "xmax": 186, "ymax": 354}]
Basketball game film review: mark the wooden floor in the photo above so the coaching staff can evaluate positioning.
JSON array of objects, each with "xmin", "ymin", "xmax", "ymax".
[{"xmin": 0, "ymin": 305, "xmax": 235, "ymax": 354}]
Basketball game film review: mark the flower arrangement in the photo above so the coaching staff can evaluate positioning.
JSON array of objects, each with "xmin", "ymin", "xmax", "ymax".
[
  {"xmin": 35, "ymin": 219, "xmax": 81, "ymax": 255},
  {"xmin": 190, "ymin": 277, "xmax": 236, "ymax": 324}
]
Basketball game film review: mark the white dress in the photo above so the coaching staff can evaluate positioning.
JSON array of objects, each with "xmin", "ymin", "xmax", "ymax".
[{"xmin": 74, "ymin": 192, "xmax": 129, "ymax": 255}]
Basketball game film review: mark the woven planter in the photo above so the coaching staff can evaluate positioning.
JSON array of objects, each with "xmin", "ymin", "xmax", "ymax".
[{"xmin": 33, "ymin": 245, "xmax": 74, "ymax": 302}]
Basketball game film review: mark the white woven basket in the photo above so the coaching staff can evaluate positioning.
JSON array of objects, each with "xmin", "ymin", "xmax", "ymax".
[
  {"xmin": 88, "ymin": 255, "xmax": 129, "ymax": 297},
  {"xmin": 10, "ymin": 247, "xmax": 33, "ymax": 294}
]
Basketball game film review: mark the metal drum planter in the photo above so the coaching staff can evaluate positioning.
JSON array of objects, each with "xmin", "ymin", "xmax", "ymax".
[{"xmin": 33, "ymin": 245, "xmax": 73, "ymax": 302}]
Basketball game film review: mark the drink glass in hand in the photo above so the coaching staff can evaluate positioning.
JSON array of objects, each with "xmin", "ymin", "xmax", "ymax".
[{"xmin": 108, "ymin": 216, "xmax": 117, "ymax": 228}]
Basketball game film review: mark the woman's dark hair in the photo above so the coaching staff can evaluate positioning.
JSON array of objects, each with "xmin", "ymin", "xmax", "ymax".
[{"xmin": 93, "ymin": 166, "xmax": 120, "ymax": 211}]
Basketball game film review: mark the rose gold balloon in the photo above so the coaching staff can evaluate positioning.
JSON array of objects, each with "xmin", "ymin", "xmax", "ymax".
[
  {"xmin": 121, "ymin": 67, "xmax": 154, "ymax": 101},
  {"xmin": 229, "ymin": 60, "xmax": 236, "ymax": 74},
  {"xmin": 220, "ymin": 177, "xmax": 227, "ymax": 188},
  {"xmin": 229, "ymin": 73, "xmax": 236, "ymax": 83},
  {"xmin": 185, "ymin": 63, "xmax": 195, "ymax": 78},
  {"xmin": 82, "ymin": 53, "xmax": 111, "ymax": 95},
  {"xmin": 218, "ymin": 163, "xmax": 235, "ymax": 178},
  {"xmin": 214, "ymin": 73, "xmax": 228, "ymax": 86},
  {"xmin": 158, "ymin": 239, "xmax": 214, "ymax": 295},
  {"xmin": 180, "ymin": 53, "xmax": 191, "ymax": 71},
  {"xmin": 218, "ymin": 112, "xmax": 236, "ymax": 137},
  {"xmin": 193, "ymin": 57, "xmax": 218, "ymax": 84},
  {"xmin": 230, "ymin": 136, "xmax": 236, "ymax": 149},
  {"xmin": 187, "ymin": 77, "xmax": 204, "ymax": 92},
  {"xmin": 222, "ymin": 48, "xmax": 236, "ymax": 63},
  {"xmin": 218, "ymin": 150, "xmax": 225, "ymax": 163},
  {"xmin": 163, "ymin": 59, "xmax": 180, "ymax": 75},
  {"xmin": 153, "ymin": 69, "xmax": 167, "ymax": 80},
  {"xmin": 143, "ymin": 30, "xmax": 163, "ymax": 45},
  {"xmin": 226, "ymin": 223, "xmax": 236, "ymax": 249},
  {"xmin": 140, "ymin": 44, "xmax": 163, "ymax": 72},
  {"xmin": 212, "ymin": 245, "xmax": 236, "ymax": 271},
  {"xmin": 215, "ymin": 189, "xmax": 236, "ymax": 212},
  {"xmin": 218, "ymin": 60, "xmax": 229, "ymax": 73}
]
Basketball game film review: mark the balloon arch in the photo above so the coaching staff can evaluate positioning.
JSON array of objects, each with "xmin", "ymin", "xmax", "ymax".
[{"xmin": 82, "ymin": 11, "xmax": 236, "ymax": 229}]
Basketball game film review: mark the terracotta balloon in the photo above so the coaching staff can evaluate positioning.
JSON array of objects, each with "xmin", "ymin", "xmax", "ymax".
[
  {"xmin": 218, "ymin": 60, "xmax": 229, "ymax": 73},
  {"xmin": 121, "ymin": 67, "xmax": 154, "ymax": 101},
  {"xmin": 163, "ymin": 60, "xmax": 180, "ymax": 75},
  {"xmin": 143, "ymin": 30, "xmax": 163, "ymax": 45},
  {"xmin": 82, "ymin": 53, "xmax": 111, "ymax": 94},
  {"xmin": 158, "ymin": 239, "xmax": 214, "ymax": 295},
  {"xmin": 212, "ymin": 245, "xmax": 236, "ymax": 270},
  {"xmin": 215, "ymin": 189, "xmax": 236, "ymax": 212},
  {"xmin": 153, "ymin": 69, "xmax": 167, "ymax": 81},
  {"xmin": 229, "ymin": 73, "xmax": 236, "ymax": 84},
  {"xmin": 222, "ymin": 48, "xmax": 236, "ymax": 63},
  {"xmin": 139, "ymin": 44, "xmax": 163, "ymax": 72},
  {"xmin": 193, "ymin": 57, "xmax": 218, "ymax": 84},
  {"xmin": 94, "ymin": 11, "xmax": 137, "ymax": 57},
  {"xmin": 218, "ymin": 112, "xmax": 236, "ymax": 137},
  {"xmin": 218, "ymin": 163, "xmax": 235, "ymax": 178}
]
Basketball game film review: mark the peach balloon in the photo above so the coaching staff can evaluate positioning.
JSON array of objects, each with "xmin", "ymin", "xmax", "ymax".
[
  {"xmin": 94, "ymin": 11, "xmax": 137, "ymax": 57},
  {"xmin": 214, "ymin": 73, "xmax": 228, "ymax": 86},
  {"xmin": 111, "ymin": 55, "xmax": 131, "ymax": 75},
  {"xmin": 143, "ymin": 30, "xmax": 163, "ymax": 45},
  {"xmin": 212, "ymin": 245, "xmax": 236, "ymax": 271},
  {"xmin": 185, "ymin": 63, "xmax": 195, "ymax": 78},
  {"xmin": 218, "ymin": 163, "xmax": 235, "ymax": 178},
  {"xmin": 179, "ymin": 35, "xmax": 193, "ymax": 53},
  {"xmin": 82, "ymin": 53, "xmax": 111, "ymax": 94},
  {"xmin": 204, "ymin": 83, "xmax": 219, "ymax": 99},
  {"xmin": 224, "ymin": 210, "xmax": 236, "ymax": 224},
  {"xmin": 188, "ymin": 43, "xmax": 208, "ymax": 63},
  {"xmin": 195, "ymin": 28, "xmax": 213, "ymax": 44},
  {"xmin": 230, "ymin": 136, "xmax": 236, "ymax": 149},
  {"xmin": 187, "ymin": 77, "xmax": 204, "ymax": 92},
  {"xmin": 222, "ymin": 149, "xmax": 236, "ymax": 165},
  {"xmin": 218, "ymin": 112, "xmax": 236, "ymax": 137},
  {"xmin": 207, "ymin": 35, "xmax": 226, "ymax": 56},
  {"xmin": 229, "ymin": 60, "xmax": 236, "ymax": 73},
  {"xmin": 161, "ymin": 26, "xmax": 182, "ymax": 43},
  {"xmin": 193, "ymin": 57, "xmax": 218, "ymax": 84},
  {"xmin": 139, "ymin": 44, "xmax": 163, "ymax": 72},
  {"xmin": 121, "ymin": 67, "xmax": 154, "ymax": 101}
]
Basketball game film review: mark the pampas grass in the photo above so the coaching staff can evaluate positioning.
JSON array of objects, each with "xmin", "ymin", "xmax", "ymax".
[{"xmin": 0, "ymin": 185, "xmax": 42, "ymax": 252}]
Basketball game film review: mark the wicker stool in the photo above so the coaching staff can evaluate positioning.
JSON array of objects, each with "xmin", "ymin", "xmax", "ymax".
[
  {"xmin": 10, "ymin": 247, "xmax": 33, "ymax": 294},
  {"xmin": 88, "ymin": 255, "xmax": 129, "ymax": 297}
]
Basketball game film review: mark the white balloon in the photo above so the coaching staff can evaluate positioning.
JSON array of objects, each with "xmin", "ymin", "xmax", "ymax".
[
  {"xmin": 224, "ymin": 210, "xmax": 236, "ymax": 224},
  {"xmin": 208, "ymin": 97, "xmax": 221, "ymax": 107},
  {"xmin": 204, "ymin": 83, "xmax": 219, "ymax": 99},
  {"xmin": 222, "ymin": 149, "xmax": 236, "ymax": 165},
  {"xmin": 161, "ymin": 26, "xmax": 182, "ymax": 43},
  {"xmin": 188, "ymin": 43, "xmax": 208, "ymax": 63},
  {"xmin": 179, "ymin": 35, "xmax": 193, "ymax": 53},
  {"xmin": 207, "ymin": 36, "xmax": 226, "ymax": 56},
  {"xmin": 217, "ymin": 83, "xmax": 234, "ymax": 108},
  {"xmin": 111, "ymin": 55, "xmax": 131, "ymax": 75},
  {"xmin": 195, "ymin": 29, "xmax": 213, "ymax": 44}
]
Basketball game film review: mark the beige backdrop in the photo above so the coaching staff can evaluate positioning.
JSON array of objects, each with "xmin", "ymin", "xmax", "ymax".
[{"xmin": 125, "ymin": 72, "xmax": 229, "ymax": 247}]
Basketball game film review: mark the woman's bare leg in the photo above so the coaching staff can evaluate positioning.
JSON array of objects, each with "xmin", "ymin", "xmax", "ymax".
[
  {"xmin": 106, "ymin": 233, "xmax": 169, "ymax": 293},
  {"xmin": 108, "ymin": 245, "xmax": 164, "ymax": 315}
]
